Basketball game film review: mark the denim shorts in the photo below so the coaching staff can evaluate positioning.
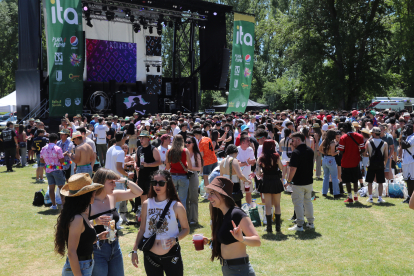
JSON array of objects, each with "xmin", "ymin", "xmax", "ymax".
[
  {"xmin": 221, "ymin": 260, "xmax": 256, "ymax": 276},
  {"xmin": 36, "ymin": 153, "xmax": 44, "ymax": 167},
  {"xmin": 77, "ymin": 164, "xmax": 93, "ymax": 177},
  {"xmin": 203, "ymin": 162, "xmax": 218, "ymax": 175},
  {"xmin": 62, "ymin": 258, "xmax": 94, "ymax": 276},
  {"xmin": 46, "ymin": 170, "xmax": 66, "ymax": 186}
]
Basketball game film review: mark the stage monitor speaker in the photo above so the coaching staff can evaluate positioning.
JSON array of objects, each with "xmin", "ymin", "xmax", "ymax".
[
  {"xmin": 109, "ymin": 80, "xmax": 117, "ymax": 94},
  {"xmin": 136, "ymin": 81, "xmax": 143, "ymax": 94},
  {"xmin": 219, "ymin": 48, "xmax": 230, "ymax": 89}
]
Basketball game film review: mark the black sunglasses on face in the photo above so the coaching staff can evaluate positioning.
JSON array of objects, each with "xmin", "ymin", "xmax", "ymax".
[
  {"xmin": 150, "ymin": 180, "xmax": 167, "ymax": 187},
  {"xmin": 185, "ymin": 141, "xmax": 193, "ymax": 144}
]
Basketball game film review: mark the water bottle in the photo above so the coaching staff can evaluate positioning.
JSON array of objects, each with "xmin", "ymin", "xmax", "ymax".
[
  {"xmin": 199, "ymin": 180, "xmax": 206, "ymax": 198},
  {"xmin": 251, "ymin": 199, "xmax": 257, "ymax": 208}
]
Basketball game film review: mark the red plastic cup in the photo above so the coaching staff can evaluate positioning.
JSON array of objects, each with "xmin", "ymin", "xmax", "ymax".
[
  {"xmin": 193, "ymin": 234, "xmax": 204, "ymax": 251},
  {"xmin": 245, "ymin": 185, "xmax": 250, "ymax": 192}
]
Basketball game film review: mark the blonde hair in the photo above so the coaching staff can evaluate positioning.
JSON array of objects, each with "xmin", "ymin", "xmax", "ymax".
[
  {"xmin": 93, "ymin": 168, "xmax": 119, "ymax": 195},
  {"xmin": 169, "ymin": 134, "xmax": 184, "ymax": 163}
]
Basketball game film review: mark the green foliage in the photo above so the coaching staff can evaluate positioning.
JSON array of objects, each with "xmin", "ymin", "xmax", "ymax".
[{"xmin": 0, "ymin": 0, "xmax": 18, "ymax": 98}]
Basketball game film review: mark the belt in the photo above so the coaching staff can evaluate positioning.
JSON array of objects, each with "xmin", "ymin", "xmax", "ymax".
[
  {"xmin": 78, "ymin": 254, "xmax": 93, "ymax": 261},
  {"xmin": 171, "ymin": 173, "xmax": 186, "ymax": 176},
  {"xmin": 77, "ymin": 164, "xmax": 91, "ymax": 167},
  {"xmin": 220, "ymin": 256, "xmax": 249, "ymax": 266}
]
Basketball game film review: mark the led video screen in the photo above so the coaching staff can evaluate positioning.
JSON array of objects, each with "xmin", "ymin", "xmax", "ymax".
[{"xmin": 86, "ymin": 39, "xmax": 137, "ymax": 83}]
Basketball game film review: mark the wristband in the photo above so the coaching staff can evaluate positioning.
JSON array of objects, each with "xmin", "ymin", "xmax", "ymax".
[
  {"xmin": 241, "ymin": 236, "xmax": 246, "ymax": 243},
  {"xmin": 93, "ymin": 219, "xmax": 97, "ymax": 226}
]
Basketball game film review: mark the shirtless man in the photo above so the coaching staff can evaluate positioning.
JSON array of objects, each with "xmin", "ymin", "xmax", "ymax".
[{"xmin": 69, "ymin": 131, "xmax": 95, "ymax": 176}]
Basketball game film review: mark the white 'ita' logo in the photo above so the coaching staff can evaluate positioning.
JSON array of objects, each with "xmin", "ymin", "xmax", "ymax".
[
  {"xmin": 236, "ymin": 26, "xmax": 253, "ymax": 46},
  {"xmin": 50, "ymin": 0, "xmax": 79, "ymax": 25}
]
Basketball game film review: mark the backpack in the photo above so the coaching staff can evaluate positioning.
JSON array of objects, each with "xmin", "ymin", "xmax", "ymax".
[
  {"xmin": 32, "ymin": 189, "xmax": 45, "ymax": 207},
  {"xmin": 369, "ymin": 140, "xmax": 384, "ymax": 170}
]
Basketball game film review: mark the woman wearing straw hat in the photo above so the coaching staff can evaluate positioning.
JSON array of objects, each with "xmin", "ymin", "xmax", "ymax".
[
  {"xmin": 55, "ymin": 173, "xmax": 108, "ymax": 276},
  {"xmin": 201, "ymin": 177, "xmax": 261, "ymax": 276},
  {"xmin": 88, "ymin": 168, "xmax": 143, "ymax": 276}
]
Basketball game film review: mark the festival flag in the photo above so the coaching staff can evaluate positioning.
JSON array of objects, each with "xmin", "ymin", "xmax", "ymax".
[
  {"xmin": 226, "ymin": 13, "xmax": 255, "ymax": 113},
  {"xmin": 43, "ymin": 0, "xmax": 84, "ymax": 116}
]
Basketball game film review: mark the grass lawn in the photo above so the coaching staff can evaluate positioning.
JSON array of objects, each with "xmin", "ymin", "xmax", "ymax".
[{"xmin": 1, "ymin": 165, "xmax": 414, "ymax": 275}]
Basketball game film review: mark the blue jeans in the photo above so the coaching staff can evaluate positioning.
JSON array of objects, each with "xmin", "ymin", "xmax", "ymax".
[
  {"xmin": 62, "ymin": 258, "xmax": 94, "ymax": 276},
  {"xmin": 46, "ymin": 170, "xmax": 66, "ymax": 186},
  {"xmin": 77, "ymin": 164, "xmax": 93, "ymax": 177},
  {"xmin": 221, "ymin": 260, "xmax": 256, "ymax": 276},
  {"xmin": 322, "ymin": 156, "xmax": 339, "ymax": 195},
  {"xmin": 92, "ymin": 239, "xmax": 124, "ymax": 276},
  {"xmin": 172, "ymin": 175, "xmax": 190, "ymax": 205}
]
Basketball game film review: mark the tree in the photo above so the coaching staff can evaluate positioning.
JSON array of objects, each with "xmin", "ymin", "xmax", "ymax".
[{"xmin": 0, "ymin": 0, "xmax": 18, "ymax": 98}]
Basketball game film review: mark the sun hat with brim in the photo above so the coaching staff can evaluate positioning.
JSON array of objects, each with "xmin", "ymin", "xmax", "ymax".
[
  {"xmin": 58, "ymin": 129, "xmax": 71, "ymax": 135},
  {"xmin": 352, "ymin": 122, "xmax": 361, "ymax": 128},
  {"xmin": 313, "ymin": 123, "xmax": 320, "ymax": 128},
  {"xmin": 361, "ymin": 128, "xmax": 371, "ymax": 135},
  {"xmin": 241, "ymin": 125, "xmax": 249, "ymax": 132},
  {"xmin": 71, "ymin": 131, "xmax": 82, "ymax": 140},
  {"xmin": 61, "ymin": 173, "xmax": 104, "ymax": 197},
  {"xmin": 205, "ymin": 176, "xmax": 235, "ymax": 203},
  {"xmin": 370, "ymin": 127, "xmax": 381, "ymax": 134},
  {"xmin": 29, "ymin": 118, "xmax": 35, "ymax": 121},
  {"xmin": 139, "ymin": 130, "xmax": 151, "ymax": 137}
]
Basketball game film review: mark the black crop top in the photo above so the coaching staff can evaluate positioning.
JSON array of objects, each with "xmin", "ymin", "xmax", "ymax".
[
  {"xmin": 77, "ymin": 218, "xmax": 97, "ymax": 256},
  {"xmin": 217, "ymin": 207, "xmax": 248, "ymax": 245},
  {"xmin": 89, "ymin": 208, "xmax": 120, "ymax": 236}
]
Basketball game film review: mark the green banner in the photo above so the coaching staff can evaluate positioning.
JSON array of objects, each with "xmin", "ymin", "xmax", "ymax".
[
  {"xmin": 226, "ymin": 13, "xmax": 255, "ymax": 113},
  {"xmin": 44, "ymin": 0, "xmax": 84, "ymax": 117}
]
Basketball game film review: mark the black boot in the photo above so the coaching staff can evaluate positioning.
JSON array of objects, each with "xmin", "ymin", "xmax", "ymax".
[
  {"xmin": 403, "ymin": 196, "xmax": 410, "ymax": 204},
  {"xmin": 266, "ymin": 215, "xmax": 273, "ymax": 233},
  {"xmin": 329, "ymin": 182, "xmax": 333, "ymax": 195},
  {"xmin": 275, "ymin": 214, "xmax": 281, "ymax": 232}
]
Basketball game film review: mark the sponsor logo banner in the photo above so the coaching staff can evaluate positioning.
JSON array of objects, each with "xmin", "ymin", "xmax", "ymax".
[
  {"xmin": 226, "ymin": 13, "xmax": 255, "ymax": 113},
  {"xmin": 45, "ymin": 0, "xmax": 83, "ymax": 116}
]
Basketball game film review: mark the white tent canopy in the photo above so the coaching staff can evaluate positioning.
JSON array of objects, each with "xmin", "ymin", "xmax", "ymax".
[{"xmin": 0, "ymin": 91, "xmax": 16, "ymax": 113}]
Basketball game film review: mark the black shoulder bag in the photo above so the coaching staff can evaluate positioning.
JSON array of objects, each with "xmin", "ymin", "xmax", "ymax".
[{"xmin": 138, "ymin": 200, "xmax": 173, "ymax": 252}]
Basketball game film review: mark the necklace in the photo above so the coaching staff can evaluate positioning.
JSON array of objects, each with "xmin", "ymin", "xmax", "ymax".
[{"xmin": 96, "ymin": 195, "xmax": 107, "ymax": 204}]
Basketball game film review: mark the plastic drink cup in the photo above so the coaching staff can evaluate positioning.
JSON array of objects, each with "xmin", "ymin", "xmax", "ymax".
[
  {"xmin": 140, "ymin": 154, "xmax": 145, "ymax": 164},
  {"xmin": 193, "ymin": 234, "xmax": 204, "ymax": 251},
  {"xmin": 245, "ymin": 183, "xmax": 250, "ymax": 192},
  {"xmin": 158, "ymin": 233, "xmax": 170, "ymax": 250}
]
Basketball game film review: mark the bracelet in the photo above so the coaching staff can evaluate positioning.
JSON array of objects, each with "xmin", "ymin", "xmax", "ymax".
[
  {"xmin": 124, "ymin": 179, "xmax": 128, "ymax": 187},
  {"xmin": 130, "ymin": 250, "xmax": 137, "ymax": 254},
  {"xmin": 96, "ymin": 234, "xmax": 100, "ymax": 242},
  {"xmin": 93, "ymin": 219, "xmax": 97, "ymax": 226},
  {"xmin": 241, "ymin": 236, "xmax": 246, "ymax": 243}
]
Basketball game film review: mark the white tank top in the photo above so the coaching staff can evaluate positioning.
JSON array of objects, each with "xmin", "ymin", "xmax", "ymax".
[{"xmin": 143, "ymin": 198, "xmax": 179, "ymax": 239}]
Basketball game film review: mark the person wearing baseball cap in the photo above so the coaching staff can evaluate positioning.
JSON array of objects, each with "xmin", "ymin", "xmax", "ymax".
[
  {"xmin": 55, "ymin": 173, "xmax": 107, "ymax": 276},
  {"xmin": 202, "ymin": 176, "xmax": 260, "ymax": 274},
  {"xmin": 57, "ymin": 128, "xmax": 74, "ymax": 181},
  {"xmin": 365, "ymin": 127, "xmax": 388, "ymax": 203}
]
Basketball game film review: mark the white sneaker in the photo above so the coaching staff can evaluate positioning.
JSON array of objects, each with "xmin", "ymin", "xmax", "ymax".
[
  {"xmin": 50, "ymin": 205, "xmax": 58, "ymax": 210},
  {"xmin": 367, "ymin": 198, "xmax": 373, "ymax": 203},
  {"xmin": 306, "ymin": 223, "xmax": 315, "ymax": 229},
  {"xmin": 378, "ymin": 198, "xmax": 386, "ymax": 203},
  {"xmin": 288, "ymin": 225, "xmax": 304, "ymax": 231}
]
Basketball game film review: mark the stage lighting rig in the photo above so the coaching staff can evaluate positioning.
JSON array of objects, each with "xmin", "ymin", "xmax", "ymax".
[
  {"xmin": 109, "ymin": 6, "xmax": 117, "ymax": 11},
  {"xmin": 149, "ymin": 26, "xmax": 153, "ymax": 34},
  {"xmin": 129, "ymin": 15, "xmax": 135, "ymax": 23},
  {"xmin": 157, "ymin": 65, "xmax": 161, "ymax": 72},
  {"xmin": 139, "ymin": 17, "xmax": 146, "ymax": 25},
  {"xmin": 133, "ymin": 24, "xmax": 141, "ymax": 33},
  {"xmin": 146, "ymin": 65, "xmax": 150, "ymax": 72},
  {"xmin": 157, "ymin": 26, "xmax": 162, "ymax": 35},
  {"xmin": 102, "ymin": 5, "xmax": 107, "ymax": 11},
  {"xmin": 86, "ymin": 18, "xmax": 93, "ymax": 28},
  {"xmin": 106, "ymin": 11, "xmax": 115, "ymax": 21},
  {"xmin": 125, "ymin": 9, "xmax": 131, "ymax": 17},
  {"xmin": 158, "ymin": 14, "xmax": 164, "ymax": 25},
  {"xmin": 82, "ymin": 3, "xmax": 89, "ymax": 11}
]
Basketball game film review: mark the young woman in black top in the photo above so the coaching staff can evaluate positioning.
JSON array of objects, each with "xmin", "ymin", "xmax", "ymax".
[
  {"xmin": 203, "ymin": 177, "xmax": 261, "ymax": 276},
  {"xmin": 55, "ymin": 173, "xmax": 108, "ymax": 276}
]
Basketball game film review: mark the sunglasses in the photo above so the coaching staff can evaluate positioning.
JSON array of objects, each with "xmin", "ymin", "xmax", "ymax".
[
  {"xmin": 150, "ymin": 180, "xmax": 166, "ymax": 187},
  {"xmin": 185, "ymin": 141, "xmax": 193, "ymax": 144}
]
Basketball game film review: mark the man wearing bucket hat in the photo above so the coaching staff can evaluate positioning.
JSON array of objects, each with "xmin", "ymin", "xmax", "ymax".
[
  {"xmin": 57, "ymin": 129, "xmax": 74, "ymax": 182},
  {"xmin": 40, "ymin": 133, "xmax": 67, "ymax": 209},
  {"xmin": 55, "ymin": 173, "xmax": 108, "ymax": 276},
  {"xmin": 136, "ymin": 130, "xmax": 161, "ymax": 204},
  {"xmin": 203, "ymin": 176, "xmax": 261, "ymax": 275}
]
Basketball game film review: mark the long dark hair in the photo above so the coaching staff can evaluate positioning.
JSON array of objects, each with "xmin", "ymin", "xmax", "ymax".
[
  {"xmin": 322, "ymin": 130, "xmax": 336, "ymax": 154},
  {"xmin": 169, "ymin": 134, "xmax": 184, "ymax": 163},
  {"xmin": 210, "ymin": 129, "xmax": 219, "ymax": 143},
  {"xmin": 126, "ymin": 123, "xmax": 136, "ymax": 135},
  {"xmin": 54, "ymin": 192, "xmax": 94, "ymax": 256},
  {"xmin": 189, "ymin": 137, "xmax": 203, "ymax": 168},
  {"xmin": 259, "ymin": 139, "xmax": 279, "ymax": 169},
  {"xmin": 148, "ymin": 170, "xmax": 181, "ymax": 202},
  {"xmin": 19, "ymin": 124, "xmax": 24, "ymax": 134},
  {"xmin": 211, "ymin": 195, "xmax": 235, "ymax": 261}
]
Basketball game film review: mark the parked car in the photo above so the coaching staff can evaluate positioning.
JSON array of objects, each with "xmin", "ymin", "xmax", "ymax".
[{"xmin": 0, "ymin": 116, "xmax": 17, "ymax": 130}]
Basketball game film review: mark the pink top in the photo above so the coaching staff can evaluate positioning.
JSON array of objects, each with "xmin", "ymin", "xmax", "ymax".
[{"xmin": 40, "ymin": 143, "xmax": 64, "ymax": 173}]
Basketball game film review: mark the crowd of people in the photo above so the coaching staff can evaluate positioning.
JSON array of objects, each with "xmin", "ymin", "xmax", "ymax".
[{"xmin": 2, "ymin": 107, "xmax": 414, "ymax": 275}]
